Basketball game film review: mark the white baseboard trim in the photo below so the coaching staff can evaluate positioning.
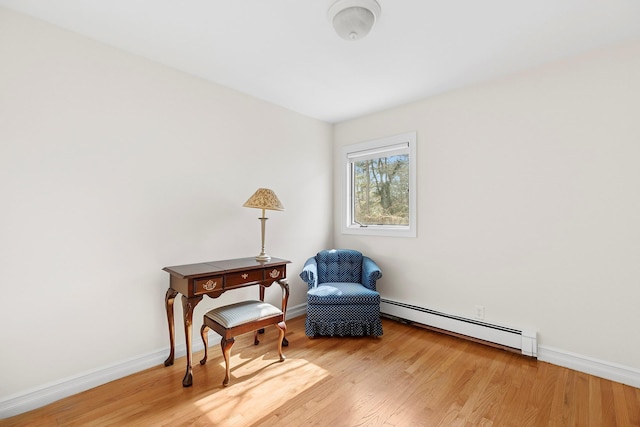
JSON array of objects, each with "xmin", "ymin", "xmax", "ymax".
[
  {"xmin": 538, "ymin": 345, "xmax": 640, "ymax": 389},
  {"xmin": 0, "ymin": 303, "xmax": 308, "ymax": 419}
]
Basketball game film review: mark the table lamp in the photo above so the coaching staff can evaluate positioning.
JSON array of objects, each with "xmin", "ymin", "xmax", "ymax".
[{"xmin": 243, "ymin": 188, "xmax": 284, "ymax": 261}]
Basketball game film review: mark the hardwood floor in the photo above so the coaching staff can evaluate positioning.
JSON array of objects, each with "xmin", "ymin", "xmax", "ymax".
[{"xmin": 3, "ymin": 316, "xmax": 640, "ymax": 426}]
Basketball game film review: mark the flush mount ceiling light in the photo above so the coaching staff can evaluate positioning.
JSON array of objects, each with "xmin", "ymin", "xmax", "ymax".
[{"xmin": 328, "ymin": 0, "xmax": 381, "ymax": 41}]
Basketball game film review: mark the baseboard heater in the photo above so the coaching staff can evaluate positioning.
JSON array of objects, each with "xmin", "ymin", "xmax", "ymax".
[{"xmin": 380, "ymin": 299, "xmax": 537, "ymax": 357}]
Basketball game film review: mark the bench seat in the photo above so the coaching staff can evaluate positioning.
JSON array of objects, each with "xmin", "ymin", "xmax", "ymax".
[{"xmin": 199, "ymin": 300, "xmax": 286, "ymax": 386}]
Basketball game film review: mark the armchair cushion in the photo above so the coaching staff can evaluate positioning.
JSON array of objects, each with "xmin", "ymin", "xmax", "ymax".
[{"xmin": 307, "ymin": 283, "xmax": 380, "ymax": 305}]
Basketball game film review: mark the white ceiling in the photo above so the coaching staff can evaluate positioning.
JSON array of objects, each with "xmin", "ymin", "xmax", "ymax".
[{"xmin": 2, "ymin": 0, "xmax": 639, "ymax": 123}]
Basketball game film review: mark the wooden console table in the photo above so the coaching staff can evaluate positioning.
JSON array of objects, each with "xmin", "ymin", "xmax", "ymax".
[{"xmin": 163, "ymin": 257, "xmax": 290, "ymax": 387}]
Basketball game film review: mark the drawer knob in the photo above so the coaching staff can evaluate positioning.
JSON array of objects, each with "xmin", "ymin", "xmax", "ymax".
[{"xmin": 203, "ymin": 280, "xmax": 218, "ymax": 291}]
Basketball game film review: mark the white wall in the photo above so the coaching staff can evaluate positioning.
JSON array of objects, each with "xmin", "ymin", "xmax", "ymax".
[
  {"xmin": 0, "ymin": 7, "xmax": 333, "ymax": 400},
  {"xmin": 334, "ymin": 40, "xmax": 640, "ymax": 371}
]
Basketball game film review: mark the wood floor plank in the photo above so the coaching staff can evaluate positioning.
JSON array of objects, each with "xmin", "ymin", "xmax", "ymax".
[
  {"xmin": 612, "ymin": 381, "xmax": 632, "ymax": 426},
  {"xmin": 627, "ymin": 386, "xmax": 640, "ymax": 426},
  {"xmin": 599, "ymin": 378, "xmax": 620, "ymax": 427},
  {"xmin": 588, "ymin": 375, "xmax": 604, "ymax": 426},
  {"xmin": 574, "ymin": 371, "xmax": 590, "ymax": 427},
  {"xmin": 2, "ymin": 316, "xmax": 639, "ymax": 426}
]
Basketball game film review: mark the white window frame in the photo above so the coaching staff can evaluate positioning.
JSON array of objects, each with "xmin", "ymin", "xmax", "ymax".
[{"xmin": 341, "ymin": 131, "xmax": 417, "ymax": 237}]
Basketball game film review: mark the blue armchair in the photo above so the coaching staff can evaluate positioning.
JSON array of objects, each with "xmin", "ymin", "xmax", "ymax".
[{"xmin": 300, "ymin": 249, "xmax": 383, "ymax": 337}]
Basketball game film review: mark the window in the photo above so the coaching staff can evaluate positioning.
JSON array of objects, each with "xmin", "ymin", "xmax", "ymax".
[{"xmin": 342, "ymin": 131, "xmax": 416, "ymax": 237}]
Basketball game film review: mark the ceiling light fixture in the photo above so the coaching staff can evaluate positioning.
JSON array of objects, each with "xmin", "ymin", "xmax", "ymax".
[{"xmin": 328, "ymin": 0, "xmax": 381, "ymax": 41}]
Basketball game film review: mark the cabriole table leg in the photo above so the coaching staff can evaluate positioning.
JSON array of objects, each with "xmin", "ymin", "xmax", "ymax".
[
  {"xmin": 181, "ymin": 294, "xmax": 202, "ymax": 387},
  {"xmin": 164, "ymin": 288, "xmax": 179, "ymax": 366}
]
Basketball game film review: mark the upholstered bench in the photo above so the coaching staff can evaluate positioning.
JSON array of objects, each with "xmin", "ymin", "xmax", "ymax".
[{"xmin": 199, "ymin": 300, "xmax": 286, "ymax": 386}]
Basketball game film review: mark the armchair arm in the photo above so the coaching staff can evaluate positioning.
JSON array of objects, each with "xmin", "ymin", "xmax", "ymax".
[
  {"xmin": 362, "ymin": 256, "xmax": 382, "ymax": 291},
  {"xmin": 299, "ymin": 257, "xmax": 318, "ymax": 289}
]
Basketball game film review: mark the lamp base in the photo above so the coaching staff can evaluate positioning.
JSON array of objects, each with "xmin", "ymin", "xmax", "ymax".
[{"xmin": 255, "ymin": 253, "xmax": 271, "ymax": 262}]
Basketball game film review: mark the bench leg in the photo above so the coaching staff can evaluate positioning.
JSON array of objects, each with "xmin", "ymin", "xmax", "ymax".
[
  {"xmin": 221, "ymin": 337, "xmax": 235, "ymax": 386},
  {"xmin": 199, "ymin": 325, "xmax": 210, "ymax": 365},
  {"xmin": 277, "ymin": 321, "xmax": 286, "ymax": 362}
]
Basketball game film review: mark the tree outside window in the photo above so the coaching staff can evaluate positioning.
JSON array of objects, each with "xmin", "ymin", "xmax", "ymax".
[{"xmin": 353, "ymin": 154, "xmax": 409, "ymax": 225}]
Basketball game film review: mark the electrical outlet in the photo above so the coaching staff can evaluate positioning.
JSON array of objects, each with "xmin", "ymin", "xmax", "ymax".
[{"xmin": 474, "ymin": 305, "xmax": 485, "ymax": 320}]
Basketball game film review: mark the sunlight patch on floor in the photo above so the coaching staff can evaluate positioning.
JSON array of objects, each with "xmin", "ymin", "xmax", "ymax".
[{"xmin": 194, "ymin": 357, "xmax": 329, "ymax": 425}]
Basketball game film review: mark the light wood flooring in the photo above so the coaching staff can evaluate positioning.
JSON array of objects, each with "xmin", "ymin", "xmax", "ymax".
[{"xmin": 3, "ymin": 316, "xmax": 640, "ymax": 426}]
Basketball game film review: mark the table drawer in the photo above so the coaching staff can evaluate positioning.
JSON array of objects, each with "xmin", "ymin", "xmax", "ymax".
[
  {"xmin": 225, "ymin": 269, "xmax": 263, "ymax": 288},
  {"xmin": 194, "ymin": 276, "xmax": 224, "ymax": 295},
  {"xmin": 264, "ymin": 265, "xmax": 285, "ymax": 281}
]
